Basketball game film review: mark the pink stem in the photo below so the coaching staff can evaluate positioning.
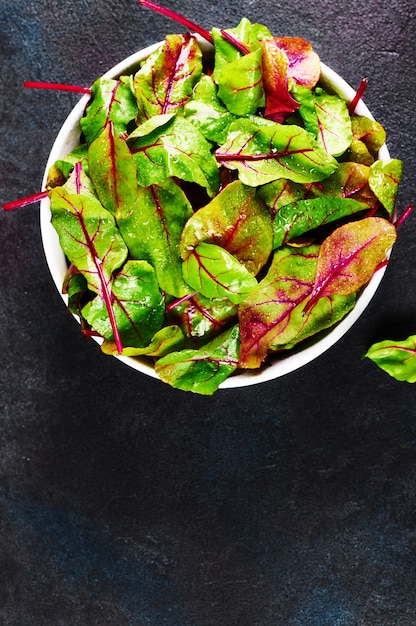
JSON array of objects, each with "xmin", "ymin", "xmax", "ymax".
[
  {"xmin": 166, "ymin": 291, "xmax": 198, "ymax": 313},
  {"xmin": 138, "ymin": 0, "xmax": 213, "ymax": 44},
  {"xmin": 394, "ymin": 204, "xmax": 414, "ymax": 230},
  {"xmin": 3, "ymin": 190, "xmax": 49, "ymax": 211},
  {"xmin": 24, "ymin": 81, "xmax": 91, "ymax": 94},
  {"xmin": 219, "ymin": 29, "xmax": 250, "ymax": 55}
]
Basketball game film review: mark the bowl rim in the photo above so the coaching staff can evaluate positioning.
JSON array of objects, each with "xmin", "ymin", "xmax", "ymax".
[{"xmin": 39, "ymin": 36, "xmax": 390, "ymax": 389}]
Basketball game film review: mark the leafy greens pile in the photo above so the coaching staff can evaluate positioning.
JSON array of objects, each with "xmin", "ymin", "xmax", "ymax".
[{"xmin": 45, "ymin": 16, "xmax": 403, "ymax": 394}]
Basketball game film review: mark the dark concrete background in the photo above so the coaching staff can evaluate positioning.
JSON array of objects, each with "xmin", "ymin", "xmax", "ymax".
[{"xmin": 1, "ymin": 0, "xmax": 416, "ymax": 624}]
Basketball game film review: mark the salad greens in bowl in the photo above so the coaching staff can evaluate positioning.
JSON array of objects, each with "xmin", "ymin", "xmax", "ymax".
[{"xmin": 35, "ymin": 6, "xmax": 404, "ymax": 395}]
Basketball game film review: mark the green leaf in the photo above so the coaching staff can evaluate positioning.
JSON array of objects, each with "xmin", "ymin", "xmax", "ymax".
[
  {"xmin": 50, "ymin": 188, "xmax": 128, "ymax": 353},
  {"xmin": 272, "ymin": 197, "xmax": 368, "ymax": 248},
  {"xmin": 133, "ymin": 33, "xmax": 202, "ymax": 122},
  {"xmin": 304, "ymin": 217, "xmax": 397, "ymax": 311},
  {"xmin": 351, "ymin": 115, "xmax": 386, "ymax": 157},
  {"xmin": 80, "ymin": 76, "xmax": 138, "ymax": 145},
  {"xmin": 167, "ymin": 292, "xmax": 237, "ymax": 348},
  {"xmin": 369, "ymin": 158, "xmax": 403, "ymax": 217},
  {"xmin": 88, "ymin": 122, "xmax": 139, "ymax": 219},
  {"xmin": 128, "ymin": 115, "xmax": 220, "ymax": 197},
  {"xmin": 82, "ymin": 260, "xmax": 164, "ymax": 348},
  {"xmin": 101, "ymin": 325, "xmax": 186, "ymax": 357},
  {"xmin": 183, "ymin": 74, "xmax": 237, "ymax": 144},
  {"xmin": 182, "ymin": 241, "xmax": 258, "ymax": 304},
  {"xmin": 364, "ymin": 336, "xmax": 416, "ymax": 382},
  {"xmin": 155, "ymin": 325, "xmax": 240, "ymax": 395},
  {"xmin": 216, "ymin": 118, "xmax": 337, "ymax": 186},
  {"xmin": 62, "ymin": 265, "xmax": 89, "ymax": 316},
  {"xmin": 212, "ymin": 18, "xmax": 266, "ymax": 116},
  {"xmin": 117, "ymin": 178, "xmax": 193, "ymax": 297},
  {"xmin": 257, "ymin": 178, "xmax": 309, "ymax": 215},
  {"xmin": 50, "ymin": 188, "xmax": 128, "ymax": 297},
  {"xmin": 180, "ymin": 180, "xmax": 273, "ymax": 275},
  {"xmin": 310, "ymin": 161, "xmax": 377, "ymax": 208},
  {"xmin": 54, "ymin": 144, "xmax": 89, "ymax": 178},
  {"xmin": 312, "ymin": 91, "xmax": 352, "ymax": 156}
]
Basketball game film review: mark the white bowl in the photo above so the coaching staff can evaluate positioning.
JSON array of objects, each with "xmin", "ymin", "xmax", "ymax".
[{"xmin": 40, "ymin": 37, "xmax": 390, "ymax": 389}]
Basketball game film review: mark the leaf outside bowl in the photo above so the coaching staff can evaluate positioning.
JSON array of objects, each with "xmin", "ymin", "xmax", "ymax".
[{"xmin": 39, "ymin": 37, "xmax": 390, "ymax": 389}]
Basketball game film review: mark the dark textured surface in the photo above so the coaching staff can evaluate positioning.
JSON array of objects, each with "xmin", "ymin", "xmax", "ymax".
[{"xmin": 1, "ymin": 1, "xmax": 416, "ymax": 624}]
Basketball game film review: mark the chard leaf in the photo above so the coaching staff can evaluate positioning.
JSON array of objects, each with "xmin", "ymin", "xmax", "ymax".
[
  {"xmin": 364, "ymin": 336, "xmax": 416, "ymax": 382},
  {"xmin": 155, "ymin": 324, "xmax": 240, "ymax": 395},
  {"xmin": 183, "ymin": 74, "xmax": 237, "ymax": 144},
  {"xmin": 133, "ymin": 33, "xmax": 202, "ymax": 122},
  {"xmin": 128, "ymin": 116, "xmax": 220, "ymax": 197},
  {"xmin": 80, "ymin": 76, "xmax": 138, "ymax": 145},
  {"xmin": 182, "ymin": 241, "xmax": 258, "ymax": 304},
  {"xmin": 311, "ymin": 161, "xmax": 377, "ymax": 207},
  {"xmin": 262, "ymin": 37, "xmax": 320, "ymax": 123},
  {"xmin": 351, "ymin": 115, "xmax": 386, "ymax": 157},
  {"xmin": 82, "ymin": 260, "xmax": 164, "ymax": 348},
  {"xmin": 88, "ymin": 122, "xmax": 139, "ymax": 219},
  {"xmin": 272, "ymin": 197, "xmax": 368, "ymax": 248},
  {"xmin": 369, "ymin": 158, "xmax": 403, "ymax": 217},
  {"xmin": 305, "ymin": 217, "xmax": 397, "ymax": 311},
  {"xmin": 50, "ymin": 189, "xmax": 128, "ymax": 296},
  {"xmin": 50, "ymin": 188, "xmax": 128, "ymax": 352},
  {"xmin": 212, "ymin": 18, "xmax": 266, "ymax": 116},
  {"xmin": 238, "ymin": 245, "xmax": 319, "ymax": 368},
  {"xmin": 271, "ymin": 292, "xmax": 356, "ymax": 351},
  {"xmin": 117, "ymin": 178, "xmax": 193, "ymax": 297},
  {"xmin": 216, "ymin": 118, "xmax": 337, "ymax": 186},
  {"xmin": 257, "ymin": 178, "xmax": 309, "ymax": 216},
  {"xmin": 167, "ymin": 292, "xmax": 237, "ymax": 348},
  {"xmin": 101, "ymin": 325, "xmax": 185, "ymax": 357},
  {"xmin": 180, "ymin": 180, "xmax": 273, "ymax": 275},
  {"xmin": 313, "ymin": 91, "xmax": 352, "ymax": 156}
]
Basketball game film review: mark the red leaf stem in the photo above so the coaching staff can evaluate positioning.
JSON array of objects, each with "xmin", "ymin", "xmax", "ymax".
[
  {"xmin": 394, "ymin": 204, "xmax": 414, "ymax": 229},
  {"xmin": 348, "ymin": 77, "xmax": 368, "ymax": 114},
  {"xmin": 138, "ymin": 0, "xmax": 213, "ymax": 44},
  {"xmin": 219, "ymin": 29, "xmax": 250, "ymax": 55},
  {"xmin": 24, "ymin": 81, "xmax": 91, "ymax": 94},
  {"xmin": 166, "ymin": 290, "xmax": 198, "ymax": 313},
  {"xmin": 3, "ymin": 190, "xmax": 49, "ymax": 211}
]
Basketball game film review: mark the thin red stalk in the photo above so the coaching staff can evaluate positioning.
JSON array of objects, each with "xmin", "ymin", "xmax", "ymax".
[
  {"xmin": 3, "ymin": 190, "xmax": 48, "ymax": 211},
  {"xmin": 166, "ymin": 291, "xmax": 198, "ymax": 313},
  {"xmin": 394, "ymin": 204, "xmax": 414, "ymax": 229},
  {"xmin": 348, "ymin": 77, "xmax": 368, "ymax": 114},
  {"xmin": 138, "ymin": 0, "xmax": 213, "ymax": 44},
  {"xmin": 24, "ymin": 81, "xmax": 91, "ymax": 94},
  {"xmin": 219, "ymin": 29, "xmax": 250, "ymax": 55}
]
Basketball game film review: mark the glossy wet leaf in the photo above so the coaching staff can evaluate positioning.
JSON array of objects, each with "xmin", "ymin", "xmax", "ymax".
[
  {"xmin": 369, "ymin": 158, "xmax": 403, "ymax": 217},
  {"xmin": 82, "ymin": 260, "xmax": 165, "ymax": 348},
  {"xmin": 128, "ymin": 115, "xmax": 220, "ymax": 197},
  {"xmin": 364, "ymin": 335, "xmax": 416, "ymax": 382},
  {"xmin": 305, "ymin": 217, "xmax": 397, "ymax": 311},
  {"xmin": 311, "ymin": 161, "xmax": 377, "ymax": 208},
  {"xmin": 351, "ymin": 115, "xmax": 386, "ymax": 157},
  {"xmin": 257, "ymin": 178, "xmax": 309, "ymax": 216},
  {"xmin": 167, "ymin": 292, "xmax": 237, "ymax": 348},
  {"xmin": 179, "ymin": 180, "xmax": 273, "ymax": 275},
  {"xmin": 182, "ymin": 242, "xmax": 258, "ymax": 304},
  {"xmin": 88, "ymin": 122, "xmax": 139, "ymax": 219},
  {"xmin": 62, "ymin": 265, "xmax": 89, "ymax": 316},
  {"xmin": 183, "ymin": 74, "xmax": 237, "ymax": 144},
  {"xmin": 80, "ymin": 76, "xmax": 138, "ymax": 145},
  {"xmin": 155, "ymin": 324, "xmax": 240, "ymax": 395},
  {"xmin": 216, "ymin": 118, "xmax": 337, "ymax": 186},
  {"xmin": 133, "ymin": 33, "xmax": 202, "ymax": 122},
  {"xmin": 54, "ymin": 144, "xmax": 89, "ymax": 179},
  {"xmin": 313, "ymin": 91, "xmax": 352, "ymax": 156},
  {"xmin": 272, "ymin": 197, "xmax": 368, "ymax": 248},
  {"xmin": 261, "ymin": 38, "xmax": 300, "ymax": 122},
  {"xmin": 117, "ymin": 178, "xmax": 193, "ymax": 297}
]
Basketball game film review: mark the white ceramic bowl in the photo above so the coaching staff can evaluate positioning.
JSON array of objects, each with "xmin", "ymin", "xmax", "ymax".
[{"xmin": 40, "ymin": 37, "xmax": 390, "ymax": 389}]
